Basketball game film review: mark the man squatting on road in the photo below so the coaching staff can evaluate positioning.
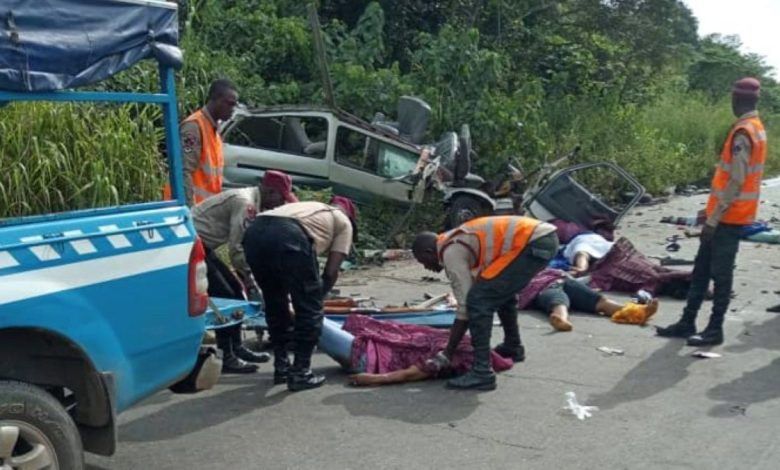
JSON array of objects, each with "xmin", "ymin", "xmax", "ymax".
[{"xmin": 412, "ymin": 215, "xmax": 559, "ymax": 391}]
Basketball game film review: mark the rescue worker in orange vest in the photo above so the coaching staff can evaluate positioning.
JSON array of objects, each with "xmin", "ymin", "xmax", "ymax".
[
  {"xmin": 412, "ymin": 216, "xmax": 558, "ymax": 390},
  {"xmin": 164, "ymin": 78, "xmax": 238, "ymax": 205},
  {"xmin": 164, "ymin": 79, "xmax": 248, "ymax": 371},
  {"xmin": 657, "ymin": 77, "xmax": 767, "ymax": 347}
]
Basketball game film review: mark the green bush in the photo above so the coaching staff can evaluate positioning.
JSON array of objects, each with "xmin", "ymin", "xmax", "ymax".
[{"xmin": 4, "ymin": 0, "xmax": 779, "ymax": 224}]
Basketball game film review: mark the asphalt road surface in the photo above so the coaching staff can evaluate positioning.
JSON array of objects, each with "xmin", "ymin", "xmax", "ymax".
[{"xmin": 88, "ymin": 181, "xmax": 780, "ymax": 470}]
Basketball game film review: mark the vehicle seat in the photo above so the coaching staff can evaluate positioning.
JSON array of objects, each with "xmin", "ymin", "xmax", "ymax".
[
  {"xmin": 397, "ymin": 96, "xmax": 431, "ymax": 144},
  {"xmin": 282, "ymin": 117, "xmax": 326, "ymax": 156},
  {"xmin": 371, "ymin": 112, "xmax": 401, "ymax": 136},
  {"xmin": 371, "ymin": 97, "xmax": 431, "ymax": 144}
]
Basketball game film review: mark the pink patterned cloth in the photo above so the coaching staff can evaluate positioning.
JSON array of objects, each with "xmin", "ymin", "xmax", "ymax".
[
  {"xmin": 343, "ymin": 315, "xmax": 513, "ymax": 377},
  {"xmin": 588, "ymin": 237, "xmax": 691, "ymax": 295},
  {"xmin": 516, "ymin": 268, "xmax": 568, "ymax": 309}
]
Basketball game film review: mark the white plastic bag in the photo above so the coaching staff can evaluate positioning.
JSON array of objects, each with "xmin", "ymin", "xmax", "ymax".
[{"xmin": 563, "ymin": 391, "xmax": 598, "ymax": 420}]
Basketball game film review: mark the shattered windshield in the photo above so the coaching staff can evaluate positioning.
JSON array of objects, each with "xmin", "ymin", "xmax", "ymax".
[{"xmin": 377, "ymin": 143, "xmax": 418, "ymax": 178}]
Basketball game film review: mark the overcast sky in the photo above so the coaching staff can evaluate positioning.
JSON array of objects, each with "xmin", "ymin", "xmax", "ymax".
[{"xmin": 684, "ymin": 0, "xmax": 780, "ymax": 78}]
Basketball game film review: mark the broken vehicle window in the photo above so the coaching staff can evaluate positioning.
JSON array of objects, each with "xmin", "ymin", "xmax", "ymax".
[
  {"xmin": 532, "ymin": 163, "xmax": 640, "ymax": 227},
  {"xmin": 335, "ymin": 126, "xmax": 417, "ymax": 178},
  {"xmin": 224, "ymin": 115, "xmax": 328, "ymax": 159}
]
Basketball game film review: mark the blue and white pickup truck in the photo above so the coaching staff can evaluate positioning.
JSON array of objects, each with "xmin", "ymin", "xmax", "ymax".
[{"xmin": 0, "ymin": 2, "xmax": 210, "ymax": 468}]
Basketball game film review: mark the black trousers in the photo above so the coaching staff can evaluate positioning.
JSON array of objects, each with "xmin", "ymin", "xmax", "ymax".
[
  {"xmin": 243, "ymin": 217, "xmax": 323, "ymax": 369},
  {"xmin": 205, "ymin": 249, "xmax": 245, "ymax": 350},
  {"xmin": 681, "ymin": 224, "xmax": 742, "ymax": 329},
  {"xmin": 534, "ymin": 278, "xmax": 602, "ymax": 314},
  {"xmin": 465, "ymin": 232, "xmax": 559, "ymax": 373}
]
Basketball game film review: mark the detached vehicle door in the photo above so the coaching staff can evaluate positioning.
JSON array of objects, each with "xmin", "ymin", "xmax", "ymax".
[
  {"xmin": 525, "ymin": 162, "xmax": 645, "ymax": 226},
  {"xmin": 329, "ymin": 119, "xmax": 420, "ymax": 204},
  {"xmin": 222, "ymin": 109, "xmax": 332, "ymax": 189}
]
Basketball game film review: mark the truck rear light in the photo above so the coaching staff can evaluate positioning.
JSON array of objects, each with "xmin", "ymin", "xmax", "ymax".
[{"xmin": 188, "ymin": 237, "xmax": 209, "ymax": 316}]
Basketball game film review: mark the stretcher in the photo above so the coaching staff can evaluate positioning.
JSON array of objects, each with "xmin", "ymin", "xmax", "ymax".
[{"xmin": 206, "ymin": 297, "xmax": 457, "ymax": 329}]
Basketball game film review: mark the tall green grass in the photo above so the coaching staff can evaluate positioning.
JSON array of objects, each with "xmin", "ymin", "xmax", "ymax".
[
  {"xmin": 537, "ymin": 91, "xmax": 779, "ymax": 194},
  {"xmin": 0, "ymin": 102, "xmax": 164, "ymax": 219}
]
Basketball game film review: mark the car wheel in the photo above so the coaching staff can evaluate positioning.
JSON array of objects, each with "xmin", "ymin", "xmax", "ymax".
[
  {"xmin": 0, "ymin": 380, "xmax": 83, "ymax": 470},
  {"xmin": 445, "ymin": 195, "xmax": 491, "ymax": 229}
]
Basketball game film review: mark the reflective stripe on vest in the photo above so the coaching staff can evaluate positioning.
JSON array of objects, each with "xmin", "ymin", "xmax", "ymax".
[
  {"xmin": 161, "ymin": 109, "xmax": 224, "ymax": 205},
  {"xmin": 711, "ymin": 190, "xmax": 760, "ymax": 201},
  {"xmin": 718, "ymin": 162, "xmax": 765, "ymax": 174},
  {"xmin": 437, "ymin": 216, "xmax": 541, "ymax": 280},
  {"xmin": 200, "ymin": 162, "xmax": 224, "ymax": 178},
  {"xmin": 189, "ymin": 110, "xmax": 224, "ymax": 205},
  {"xmin": 705, "ymin": 115, "xmax": 767, "ymax": 225}
]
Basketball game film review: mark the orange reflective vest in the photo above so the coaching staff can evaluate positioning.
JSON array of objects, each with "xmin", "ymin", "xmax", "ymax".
[
  {"xmin": 163, "ymin": 109, "xmax": 224, "ymax": 205},
  {"xmin": 705, "ymin": 114, "xmax": 767, "ymax": 225},
  {"xmin": 437, "ymin": 216, "xmax": 541, "ymax": 280}
]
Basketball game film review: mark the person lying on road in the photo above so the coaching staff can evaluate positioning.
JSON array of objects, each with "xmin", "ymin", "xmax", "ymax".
[
  {"xmin": 517, "ymin": 268, "xmax": 659, "ymax": 332},
  {"xmin": 318, "ymin": 316, "xmax": 513, "ymax": 387},
  {"xmin": 563, "ymin": 232, "xmax": 614, "ymax": 277}
]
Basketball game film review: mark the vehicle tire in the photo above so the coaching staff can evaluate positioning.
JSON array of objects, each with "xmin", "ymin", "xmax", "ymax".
[
  {"xmin": 445, "ymin": 195, "xmax": 491, "ymax": 229},
  {"xmin": 0, "ymin": 380, "xmax": 83, "ymax": 470}
]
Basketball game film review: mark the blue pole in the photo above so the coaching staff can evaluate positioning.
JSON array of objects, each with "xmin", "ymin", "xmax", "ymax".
[
  {"xmin": 159, "ymin": 66, "xmax": 184, "ymax": 204},
  {"xmin": 0, "ymin": 90, "xmax": 170, "ymax": 103}
]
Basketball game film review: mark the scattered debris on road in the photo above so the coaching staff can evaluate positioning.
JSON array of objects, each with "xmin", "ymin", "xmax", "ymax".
[
  {"xmin": 692, "ymin": 351, "xmax": 722, "ymax": 359},
  {"xmin": 563, "ymin": 392, "xmax": 599, "ymax": 420},
  {"xmin": 597, "ymin": 346, "xmax": 625, "ymax": 356}
]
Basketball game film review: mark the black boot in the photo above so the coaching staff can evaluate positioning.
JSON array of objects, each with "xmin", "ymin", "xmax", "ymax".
[
  {"xmin": 273, "ymin": 346, "xmax": 291, "ymax": 385},
  {"xmin": 222, "ymin": 354, "xmax": 259, "ymax": 374},
  {"xmin": 687, "ymin": 328, "xmax": 724, "ymax": 346},
  {"xmin": 235, "ymin": 345, "xmax": 271, "ymax": 363},
  {"xmin": 655, "ymin": 320, "xmax": 696, "ymax": 338},
  {"xmin": 217, "ymin": 327, "xmax": 258, "ymax": 374},
  {"xmin": 447, "ymin": 315, "xmax": 496, "ymax": 391},
  {"xmin": 494, "ymin": 307, "xmax": 525, "ymax": 362},
  {"xmin": 494, "ymin": 343, "xmax": 525, "ymax": 362},
  {"xmin": 228, "ymin": 324, "xmax": 271, "ymax": 363},
  {"xmin": 287, "ymin": 342, "xmax": 326, "ymax": 392},
  {"xmin": 687, "ymin": 316, "xmax": 724, "ymax": 346},
  {"xmin": 269, "ymin": 326, "xmax": 293, "ymax": 384},
  {"xmin": 287, "ymin": 369, "xmax": 326, "ymax": 392}
]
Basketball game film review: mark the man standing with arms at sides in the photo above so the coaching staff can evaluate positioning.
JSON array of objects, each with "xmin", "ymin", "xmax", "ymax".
[
  {"xmin": 164, "ymin": 78, "xmax": 238, "ymax": 205},
  {"xmin": 412, "ymin": 215, "xmax": 558, "ymax": 390},
  {"xmin": 164, "ymin": 78, "xmax": 243, "ymax": 369},
  {"xmin": 657, "ymin": 77, "xmax": 767, "ymax": 346}
]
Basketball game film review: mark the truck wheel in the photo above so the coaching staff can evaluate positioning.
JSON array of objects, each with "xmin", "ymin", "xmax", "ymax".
[
  {"xmin": 445, "ymin": 195, "xmax": 490, "ymax": 229},
  {"xmin": 0, "ymin": 381, "xmax": 83, "ymax": 470}
]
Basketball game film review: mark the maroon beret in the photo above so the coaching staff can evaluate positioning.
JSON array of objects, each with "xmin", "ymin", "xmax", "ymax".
[
  {"xmin": 330, "ymin": 195, "xmax": 357, "ymax": 222},
  {"xmin": 262, "ymin": 170, "xmax": 298, "ymax": 203},
  {"xmin": 732, "ymin": 77, "xmax": 761, "ymax": 98}
]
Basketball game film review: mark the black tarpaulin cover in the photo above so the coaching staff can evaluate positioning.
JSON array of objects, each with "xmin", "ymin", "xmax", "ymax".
[{"xmin": 0, "ymin": 0, "xmax": 181, "ymax": 92}]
